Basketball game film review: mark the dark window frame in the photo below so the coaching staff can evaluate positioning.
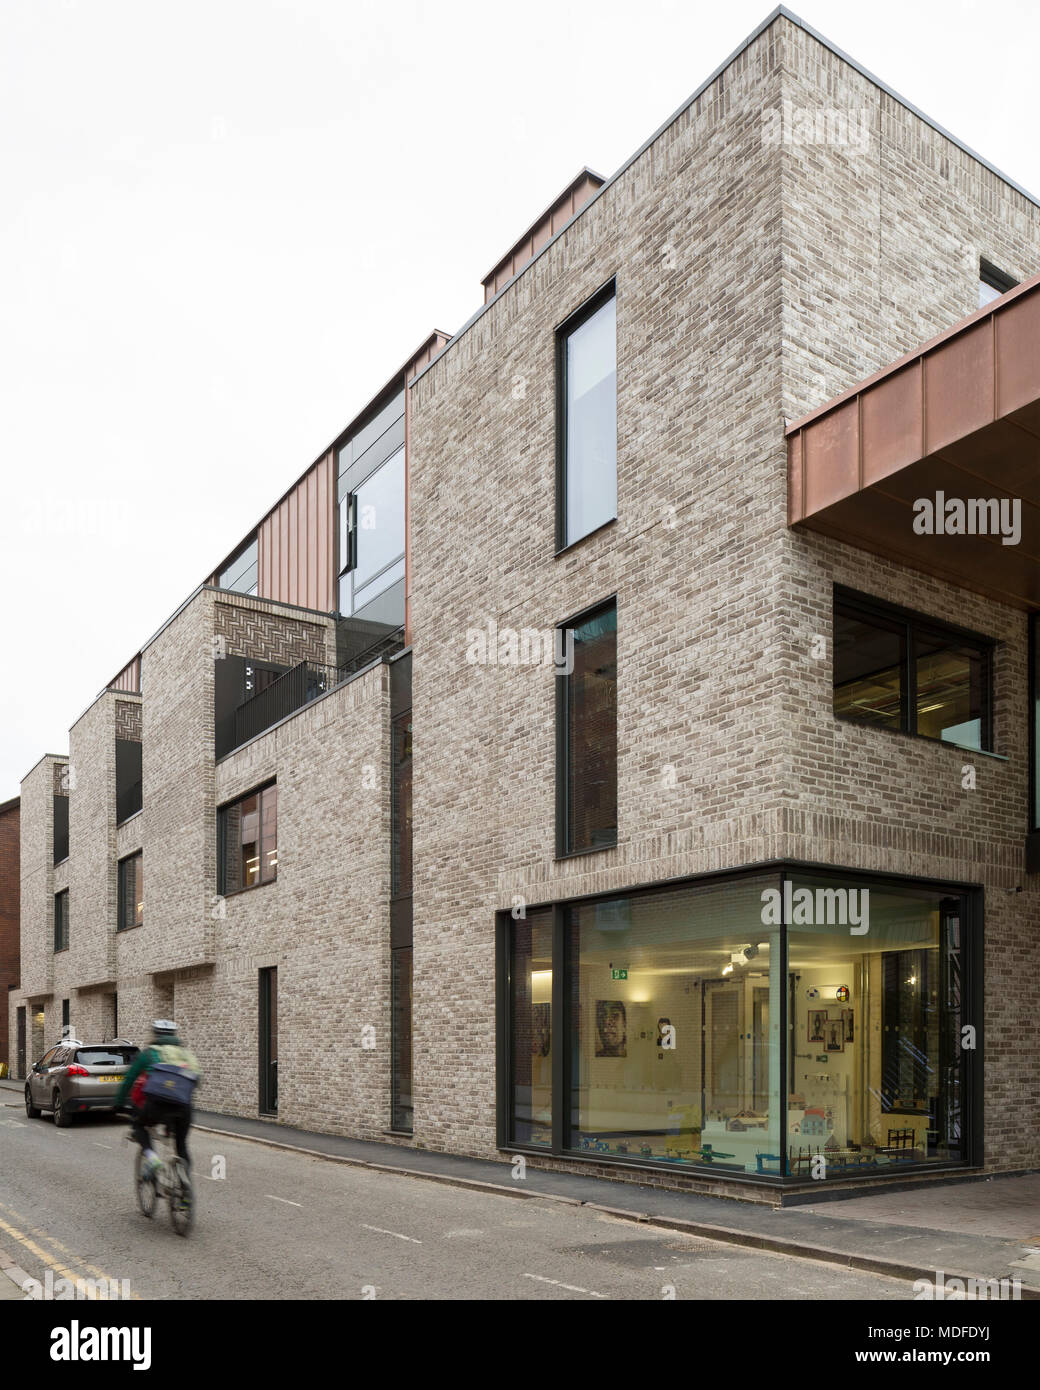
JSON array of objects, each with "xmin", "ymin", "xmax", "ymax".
[
  {"xmin": 1030, "ymin": 613, "xmax": 1040, "ymax": 835},
  {"xmin": 54, "ymin": 890, "xmax": 69, "ymax": 954},
  {"xmin": 217, "ymin": 780, "xmax": 278, "ymax": 897},
  {"xmin": 979, "ymin": 258, "xmax": 1017, "ymax": 302},
  {"xmin": 337, "ymin": 443, "xmax": 407, "ymax": 617},
  {"xmin": 496, "ymin": 860, "xmax": 983, "ymax": 1186},
  {"xmin": 117, "ymin": 852, "xmax": 143, "ymax": 931},
  {"xmin": 833, "ymin": 586, "xmax": 995, "ymax": 752},
  {"xmin": 554, "ymin": 277, "xmax": 618, "ymax": 553},
  {"xmin": 556, "ymin": 595, "xmax": 618, "ymax": 859}
]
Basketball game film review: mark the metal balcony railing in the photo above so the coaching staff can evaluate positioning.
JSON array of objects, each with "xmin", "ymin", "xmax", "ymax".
[{"xmin": 224, "ymin": 626, "xmax": 404, "ymax": 757}]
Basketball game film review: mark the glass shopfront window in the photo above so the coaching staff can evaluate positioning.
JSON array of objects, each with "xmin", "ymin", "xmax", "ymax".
[
  {"xmin": 504, "ymin": 870, "xmax": 976, "ymax": 1183},
  {"xmin": 565, "ymin": 877, "xmax": 781, "ymax": 1173},
  {"xmin": 509, "ymin": 908, "xmax": 553, "ymax": 1148},
  {"xmin": 787, "ymin": 876, "xmax": 965, "ymax": 1179}
]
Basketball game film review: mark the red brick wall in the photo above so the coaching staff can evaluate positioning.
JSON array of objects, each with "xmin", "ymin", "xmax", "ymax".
[{"xmin": 0, "ymin": 799, "xmax": 20, "ymax": 1069}]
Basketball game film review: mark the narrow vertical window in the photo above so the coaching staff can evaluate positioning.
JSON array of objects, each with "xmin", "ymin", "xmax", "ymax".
[
  {"xmin": 557, "ymin": 282, "xmax": 617, "ymax": 548},
  {"xmin": 118, "ymin": 853, "xmax": 144, "ymax": 930},
  {"xmin": 558, "ymin": 599, "xmax": 617, "ymax": 855},
  {"xmin": 54, "ymin": 890, "xmax": 69, "ymax": 952}
]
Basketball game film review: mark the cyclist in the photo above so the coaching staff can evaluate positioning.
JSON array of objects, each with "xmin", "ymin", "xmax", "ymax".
[{"xmin": 116, "ymin": 1020, "xmax": 201, "ymax": 1175}]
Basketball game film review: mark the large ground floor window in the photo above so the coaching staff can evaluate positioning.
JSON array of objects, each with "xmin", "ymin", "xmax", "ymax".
[{"xmin": 499, "ymin": 867, "xmax": 979, "ymax": 1182}]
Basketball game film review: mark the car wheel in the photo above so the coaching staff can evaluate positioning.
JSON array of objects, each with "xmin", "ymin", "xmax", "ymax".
[
  {"xmin": 25, "ymin": 1087, "xmax": 40, "ymax": 1119},
  {"xmin": 53, "ymin": 1090, "xmax": 72, "ymax": 1127}
]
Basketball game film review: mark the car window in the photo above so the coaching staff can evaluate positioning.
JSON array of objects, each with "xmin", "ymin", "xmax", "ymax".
[
  {"xmin": 52, "ymin": 1048, "xmax": 69, "ymax": 1066},
  {"xmin": 38, "ymin": 1048, "xmax": 58, "ymax": 1067},
  {"xmin": 75, "ymin": 1048, "xmax": 137, "ymax": 1067}
]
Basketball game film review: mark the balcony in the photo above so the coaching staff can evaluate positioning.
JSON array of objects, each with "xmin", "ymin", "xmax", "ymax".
[{"xmin": 217, "ymin": 625, "xmax": 404, "ymax": 759}]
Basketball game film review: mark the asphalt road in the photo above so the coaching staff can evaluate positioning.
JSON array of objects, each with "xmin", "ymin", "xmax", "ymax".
[{"xmin": 0, "ymin": 1097, "xmax": 915, "ymax": 1301}]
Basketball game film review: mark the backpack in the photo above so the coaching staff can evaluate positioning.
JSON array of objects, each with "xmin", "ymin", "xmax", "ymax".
[{"xmin": 142, "ymin": 1062, "xmax": 199, "ymax": 1107}]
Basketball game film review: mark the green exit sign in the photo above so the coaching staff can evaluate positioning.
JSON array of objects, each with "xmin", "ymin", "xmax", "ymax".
[{"xmin": 611, "ymin": 968, "xmax": 628, "ymax": 980}]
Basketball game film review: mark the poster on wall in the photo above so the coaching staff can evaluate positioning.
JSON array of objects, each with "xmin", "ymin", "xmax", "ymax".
[
  {"xmin": 531, "ymin": 1003, "xmax": 551, "ymax": 1056},
  {"xmin": 841, "ymin": 1008, "xmax": 854, "ymax": 1044},
  {"xmin": 808, "ymin": 1008, "xmax": 827, "ymax": 1043},
  {"xmin": 595, "ymin": 999, "xmax": 627, "ymax": 1057},
  {"xmin": 825, "ymin": 1017, "xmax": 845, "ymax": 1052}
]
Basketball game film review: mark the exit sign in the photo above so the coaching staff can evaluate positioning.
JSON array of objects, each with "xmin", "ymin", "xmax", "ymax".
[{"xmin": 611, "ymin": 968, "xmax": 628, "ymax": 980}]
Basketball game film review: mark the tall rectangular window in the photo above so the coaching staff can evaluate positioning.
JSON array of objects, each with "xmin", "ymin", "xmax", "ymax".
[
  {"xmin": 508, "ymin": 908, "xmax": 553, "ymax": 1148},
  {"xmin": 219, "ymin": 783, "xmax": 277, "ymax": 894},
  {"xmin": 118, "ymin": 853, "xmax": 143, "ymax": 930},
  {"xmin": 557, "ymin": 282, "xmax": 617, "ymax": 548},
  {"xmin": 53, "ymin": 794, "xmax": 69, "ymax": 864},
  {"xmin": 833, "ymin": 589, "xmax": 993, "ymax": 751},
  {"xmin": 391, "ymin": 710, "xmax": 412, "ymax": 898},
  {"xmin": 338, "ymin": 447, "xmax": 406, "ymax": 617},
  {"xmin": 558, "ymin": 599, "xmax": 617, "ymax": 856},
  {"xmin": 54, "ymin": 890, "xmax": 69, "ymax": 953}
]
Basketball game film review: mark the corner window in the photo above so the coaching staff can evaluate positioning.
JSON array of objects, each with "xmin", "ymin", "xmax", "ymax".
[
  {"xmin": 978, "ymin": 259, "xmax": 1017, "ymax": 308},
  {"xmin": 833, "ymin": 589, "xmax": 993, "ymax": 751},
  {"xmin": 218, "ymin": 537, "xmax": 258, "ymax": 596},
  {"xmin": 219, "ymin": 783, "xmax": 277, "ymax": 894},
  {"xmin": 557, "ymin": 282, "xmax": 617, "ymax": 548},
  {"xmin": 118, "ymin": 853, "xmax": 143, "ymax": 930},
  {"xmin": 557, "ymin": 599, "xmax": 617, "ymax": 855},
  {"xmin": 54, "ymin": 890, "xmax": 69, "ymax": 953}
]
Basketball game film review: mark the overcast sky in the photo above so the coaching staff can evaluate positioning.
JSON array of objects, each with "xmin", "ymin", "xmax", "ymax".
[{"xmin": 1, "ymin": 0, "xmax": 1038, "ymax": 798}]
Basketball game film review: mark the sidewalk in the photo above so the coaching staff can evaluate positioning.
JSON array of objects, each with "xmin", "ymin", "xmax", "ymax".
[{"xmin": 3, "ymin": 1076, "xmax": 1037, "ymax": 1295}]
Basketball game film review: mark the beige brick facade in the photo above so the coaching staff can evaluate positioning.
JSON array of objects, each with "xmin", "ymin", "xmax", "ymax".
[{"xmin": 8, "ymin": 12, "xmax": 1039, "ymax": 1194}]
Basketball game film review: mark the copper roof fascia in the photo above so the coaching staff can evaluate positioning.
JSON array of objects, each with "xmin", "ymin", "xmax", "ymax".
[{"xmin": 787, "ymin": 270, "xmax": 1040, "ymax": 610}]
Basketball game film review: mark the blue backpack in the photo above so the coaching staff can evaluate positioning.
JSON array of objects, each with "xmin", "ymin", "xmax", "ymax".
[{"xmin": 142, "ymin": 1062, "xmax": 198, "ymax": 1107}]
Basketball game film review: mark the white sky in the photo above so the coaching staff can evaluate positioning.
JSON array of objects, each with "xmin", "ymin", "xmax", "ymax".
[{"xmin": 1, "ymin": 0, "xmax": 1038, "ymax": 797}]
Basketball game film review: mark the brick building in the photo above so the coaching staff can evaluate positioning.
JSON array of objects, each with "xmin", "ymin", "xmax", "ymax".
[
  {"xmin": 0, "ymin": 796, "xmax": 19, "ymax": 1074},
  {"xmin": 7, "ymin": 8, "xmax": 1040, "ymax": 1199}
]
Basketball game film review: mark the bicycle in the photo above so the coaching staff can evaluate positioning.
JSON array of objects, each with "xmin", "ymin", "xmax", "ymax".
[{"xmin": 130, "ymin": 1125, "xmax": 194, "ymax": 1236}]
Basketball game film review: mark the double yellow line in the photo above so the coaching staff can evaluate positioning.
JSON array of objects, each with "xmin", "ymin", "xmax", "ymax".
[{"xmin": 0, "ymin": 1200, "xmax": 138, "ymax": 1300}]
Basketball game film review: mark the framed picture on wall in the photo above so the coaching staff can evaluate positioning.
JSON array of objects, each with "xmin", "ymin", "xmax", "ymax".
[
  {"xmin": 825, "ymin": 1017, "xmax": 844, "ymax": 1052},
  {"xmin": 841, "ymin": 1008, "xmax": 854, "ymax": 1044},
  {"xmin": 595, "ymin": 999, "xmax": 627, "ymax": 1057},
  {"xmin": 808, "ymin": 1008, "xmax": 827, "ymax": 1044}
]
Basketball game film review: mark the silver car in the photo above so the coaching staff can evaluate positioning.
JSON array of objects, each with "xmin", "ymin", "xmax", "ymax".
[{"xmin": 25, "ymin": 1039, "xmax": 139, "ymax": 1126}]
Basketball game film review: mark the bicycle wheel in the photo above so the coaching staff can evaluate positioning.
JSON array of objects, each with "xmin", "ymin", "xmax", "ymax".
[
  {"xmin": 168, "ymin": 1159, "xmax": 194, "ymax": 1236},
  {"xmin": 134, "ymin": 1150, "xmax": 157, "ymax": 1219}
]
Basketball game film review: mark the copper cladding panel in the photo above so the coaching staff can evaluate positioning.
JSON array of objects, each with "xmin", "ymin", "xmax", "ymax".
[
  {"xmin": 108, "ymin": 655, "xmax": 141, "ymax": 693},
  {"xmin": 257, "ymin": 451, "xmax": 334, "ymax": 611},
  {"xmin": 787, "ymin": 269, "xmax": 1040, "ymax": 609},
  {"xmin": 482, "ymin": 170, "xmax": 606, "ymax": 303}
]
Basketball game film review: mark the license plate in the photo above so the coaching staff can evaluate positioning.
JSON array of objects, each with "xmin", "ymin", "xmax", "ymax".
[{"xmin": 98, "ymin": 1075, "xmax": 122, "ymax": 1083}]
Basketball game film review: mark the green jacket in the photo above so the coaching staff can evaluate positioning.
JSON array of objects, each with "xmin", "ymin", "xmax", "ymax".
[{"xmin": 115, "ymin": 1037, "xmax": 201, "ymax": 1107}]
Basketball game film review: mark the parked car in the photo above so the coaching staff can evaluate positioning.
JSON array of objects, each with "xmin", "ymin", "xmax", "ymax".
[{"xmin": 25, "ymin": 1039, "xmax": 139, "ymax": 1126}]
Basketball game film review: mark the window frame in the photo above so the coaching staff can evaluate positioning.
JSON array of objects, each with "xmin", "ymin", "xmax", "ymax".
[
  {"xmin": 217, "ymin": 780, "xmax": 278, "ymax": 897},
  {"xmin": 337, "ymin": 444, "xmax": 407, "ymax": 616},
  {"xmin": 117, "ymin": 852, "xmax": 143, "ymax": 931},
  {"xmin": 555, "ymin": 595, "xmax": 618, "ymax": 859},
  {"xmin": 53, "ymin": 889, "xmax": 69, "ymax": 954},
  {"xmin": 833, "ymin": 586, "xmax": 995, "ymax": 752},
  {"xmin": 979, "ymin": 258, "xmax": 1017, "ymax": 306},
  {"xmin": 555, "ymin": 277, "xmax": 618, "ymax": 553}
]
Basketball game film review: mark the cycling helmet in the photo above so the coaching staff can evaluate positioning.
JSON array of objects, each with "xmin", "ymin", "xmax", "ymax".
[{"xmin": 151, "ymin": 1019, "xmax": 178, "ymax": 1038}]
